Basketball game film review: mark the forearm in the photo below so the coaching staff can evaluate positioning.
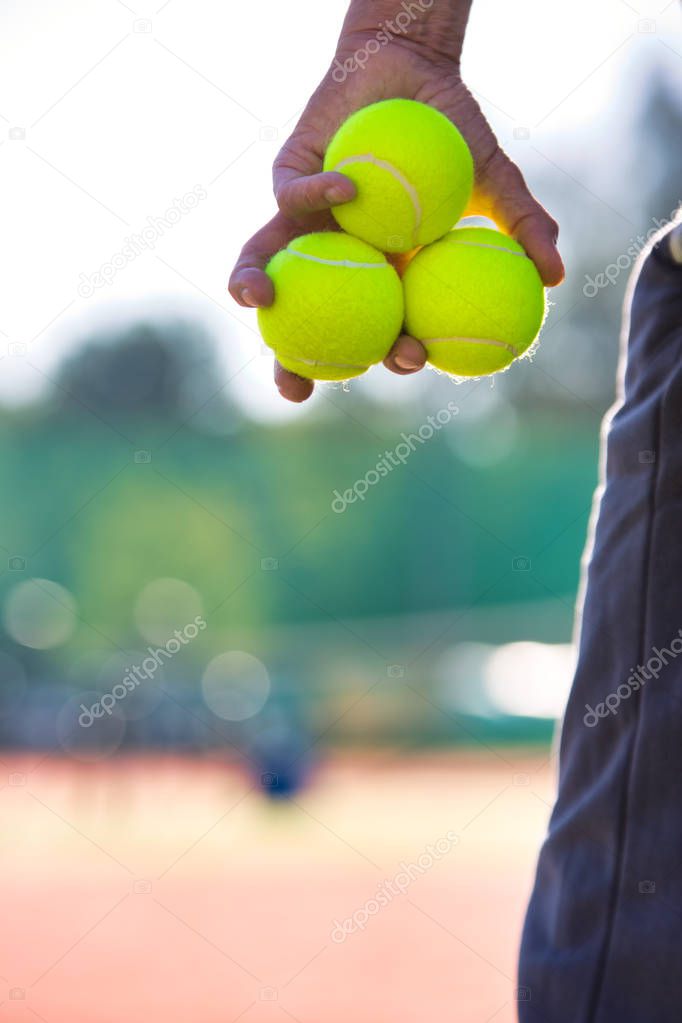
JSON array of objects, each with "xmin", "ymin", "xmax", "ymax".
[{"xmin": 338, "ymin": 0, "xmax": 473, "ymax": 62}]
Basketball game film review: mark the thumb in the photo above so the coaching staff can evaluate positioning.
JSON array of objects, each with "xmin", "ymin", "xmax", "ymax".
[
  {"xmin": 474, "ymin": 149, "xmax": 564, "ymax": 287},
  {"xmin": 273, "ymin": 137, "xmax": 356, "ymax": 219}
]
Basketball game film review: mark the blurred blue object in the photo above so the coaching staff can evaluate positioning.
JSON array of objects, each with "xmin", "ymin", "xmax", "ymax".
[{"xmin": 244, "ymin": 683, "xmax": 314, "ymax": 799}]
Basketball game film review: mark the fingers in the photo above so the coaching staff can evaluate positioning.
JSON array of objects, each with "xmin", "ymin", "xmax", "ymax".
[
  {"xmin": 229, "ymin": 218, "xmax": 282, "ymax": 308},
  {"xmin": 229, "ymin": 266, "xmax": 273, "ymax": 309},
  {"xmin": 384, "ymin": 335, "xmax": 427, "ymax": 375},
  {"xmin": 475, "ymin": 150, "xmax": 564, "ymax": 287},
  {"xmin": 418, "ymin": 80, "xmax": 563, "ymax": 285},
  {"xmin": 274, "ymin": 361, "xmax": 315, "ymax": 403},
  {"xmin": 229, "ymin": 213, "xmax": 306, "ymax": 308},
  {"xmin": 274, "ymin": 335, "xmax": 428, "ymax": 403},
  {"xmin": 229, "ymin": 206, "xmax": 342, "ymax": 309},
  {"xmin": 508, "ymin": 207, "xmax": 564, "ymax": 288},
  {"xmin": 229, "ymin": 217, "xmax": 316, "ymax": 402}
]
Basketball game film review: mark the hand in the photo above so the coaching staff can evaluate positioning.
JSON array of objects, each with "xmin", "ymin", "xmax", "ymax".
[{"xmin": 229, "ymin": 37, "xmax": 564, "ymax": 403}]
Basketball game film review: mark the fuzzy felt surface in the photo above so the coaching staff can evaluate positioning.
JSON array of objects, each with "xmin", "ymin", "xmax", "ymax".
[
  {"xmin": 324, "ymin": 99, "xmax": 473, "ymax": 253},
  {"xmin": 258, "ymin": 232, "xmax": 404, "ymax": 380},
  {"xmin": 403, "ymin": 227, "xmax": 547, "ymax": 377}
]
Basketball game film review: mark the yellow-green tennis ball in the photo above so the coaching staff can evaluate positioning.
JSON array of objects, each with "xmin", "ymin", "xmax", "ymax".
[
  {"xmin": 403, "ymin": 227, "xmax": 547, "ymax": 377},
  {"xmin": 323, "ymin": 99, "xmax": 473, "ymax": 254},
  {"xmin": 257, "ymin": 232, "xmax": 404, "ymax": 381}
]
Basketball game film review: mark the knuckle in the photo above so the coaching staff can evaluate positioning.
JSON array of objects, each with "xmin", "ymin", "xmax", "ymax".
[
  {"xmin": 476, "ymin": 143, "xmax": 504, "ymax": 182},
  {"xmin": 298, "ymin": 177, "xmax": 319, "ymax": 210},
  {"xmin": 546, "ymin": 215, "xmax": 560, "ymax": 240},
  {"xmin": 276, "ymin": 176, "xmax": 314, "ymax": 213},
  {"xmin": 274, "ymin": 180, "xmax": 292, "ymax": 211}
]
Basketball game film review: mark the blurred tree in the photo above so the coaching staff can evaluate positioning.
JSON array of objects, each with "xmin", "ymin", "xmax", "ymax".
[
  {"xmin": 53, "ymin": 319, "xmax": 235, "ymax": 423},
  {"xmin": 635, "ymin": 67, "xmax": 682, "ymax": 229}
]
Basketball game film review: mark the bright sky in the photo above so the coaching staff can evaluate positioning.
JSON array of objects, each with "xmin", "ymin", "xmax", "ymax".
[{"xmin": 0, "ymin": 0, "xmax": 680, "ymax": 421}]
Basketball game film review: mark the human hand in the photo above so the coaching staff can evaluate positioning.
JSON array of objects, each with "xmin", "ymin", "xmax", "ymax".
[{"xmin": 229, "ymin": 29, "xmax": 563, "ymax": 402}]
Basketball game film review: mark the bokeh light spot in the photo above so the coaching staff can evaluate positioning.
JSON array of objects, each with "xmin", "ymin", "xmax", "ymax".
[
  {"xmin": 201, "ymin": 652, "xmax": 270, "ymax": 721},
  {"xmin": 134, "ymin": 577, "xmax": 203, "ymax": 645},
  {"xmin": 3, "ymin": 579, "xmax": 77, "ymax": 649}
]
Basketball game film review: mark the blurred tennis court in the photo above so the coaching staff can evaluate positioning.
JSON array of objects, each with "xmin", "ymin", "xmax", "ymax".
[{"xmin": 0, "ymin": 750, "xmax": 554, "ymax": 1022}]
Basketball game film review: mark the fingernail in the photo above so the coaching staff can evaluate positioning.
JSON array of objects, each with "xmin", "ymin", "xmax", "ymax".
[
  {"xmin": 395, "ymin": 355, "xmax": 421, "ymax": 370},
  {"xmin": 325, "ymin": 185, "xmax": 350, "ymax": 204},
  {"xmin": 241, "ymin": 288, "xmax": 258, "ymax": 307}
]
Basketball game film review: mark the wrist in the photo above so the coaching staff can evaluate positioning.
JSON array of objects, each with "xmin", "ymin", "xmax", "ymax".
[{"xmin": 338, "ymin": 0, "xmax": 470, "ymax": 62}]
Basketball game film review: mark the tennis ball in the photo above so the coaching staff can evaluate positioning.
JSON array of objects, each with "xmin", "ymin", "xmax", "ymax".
[
  {"xmin": 323, "ymin": 99, "xmax": 473, "ymax": 253},
  {"xmin": 403, "ymin": 227, "xmax": 547, "ymax": 377},
  {"xmin": 257, "ymin": 232, "xmax": 404, "ymax": 381}
]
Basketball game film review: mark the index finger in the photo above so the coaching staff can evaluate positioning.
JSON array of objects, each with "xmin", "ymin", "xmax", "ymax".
[{"xmin": 229, "ymin": 210, "xmax": 341, "ymax": 308}]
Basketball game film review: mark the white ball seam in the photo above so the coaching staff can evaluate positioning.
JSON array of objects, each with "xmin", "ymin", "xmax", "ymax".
[{"xmin": 332, "ymin": 153, "xmax": 422, "ymax": 246}]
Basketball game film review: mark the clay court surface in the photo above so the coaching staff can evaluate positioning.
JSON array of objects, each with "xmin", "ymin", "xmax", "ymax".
[{"xmin": 0, "ymin": 750, "xmax": 555, "ymax": 1023}]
